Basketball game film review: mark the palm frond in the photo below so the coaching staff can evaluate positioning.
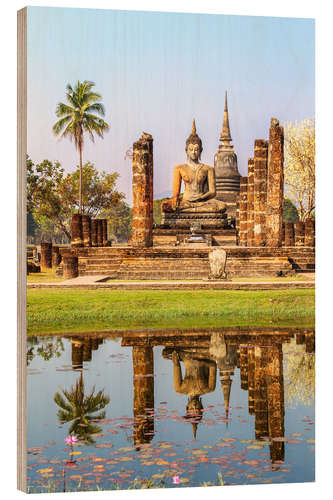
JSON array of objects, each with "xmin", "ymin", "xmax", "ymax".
[
  {"xmin": 83, "ymin": 103, "xmax": 106, "ymax": 116},
  {"xmin": 53, "ymin": 115, "xmax": 72, "ymax": 136}
]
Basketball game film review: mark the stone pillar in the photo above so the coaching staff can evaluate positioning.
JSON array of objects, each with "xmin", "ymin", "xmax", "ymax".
[
  {"xmin": 235, "ymin": 194, "xmax": 240, "ymax": 245},
  {"xmin": 102, "ymin": 219, "xmax": 108, "ymax": 246},
  {"xmin": 132, "ymin": 132, "xmax": 154, "ymax": 247},
  {"xmin": 132, "ymin": 345, "xmax": 154, "ymax": 446},
  {"xmin": 40, "ymin": 242, "xmax": 52, "ymax": 271},
  {"xmin": 82, "ymin": 215, "xmax": 92, "ymax": 247},
  {"xmin": 284, "ymin": 222, "xmax": 295, "ymax": 246},
  {"xmin": 91, "ymin": 219, "xmax": 98, "ymax": 247},
  {"xmin": 304, "ymin": 218, "xmax": 315, "ymax": 247},
  {"xmin": 247, "ymin": 158, "xmax": 255, "ymax": 246},
  {"xmin": 266, "ymin": 119, "xmax": 284, "ymax": 247},
  {"xmin": 52, "ymin": 246, "xmax": 61, "ymax": 268},
  {"xmin": 71, "ymin": 214, "xmax": 83, "ymax": 247},
  {"xmin": 253, "ymin": 140, "xmax": 268, "ymax": 246},
  {"xmin": 295, "ymin": 221, "xmax": 305, "ymax": 246},
  {"xmin": 97, "ymin": 219, "xmax": 103, "ymax": 247},
  {"xmin": 63, "ymin": 255, "xmax": 78, "ymax": 279},
  {"xmin": 239, "ymin": 177, "xmax": 248, "ymax": 246}
]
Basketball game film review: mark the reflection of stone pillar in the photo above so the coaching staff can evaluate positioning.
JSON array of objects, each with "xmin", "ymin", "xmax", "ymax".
[
  {"xmin": 253, "ymin": 140, "xmax": 268, "ymax": 246},
  {"xmin": 132, "ymin": 133, "xmax": 154, "ymax": 248},
  {"xmin": 71, "ymin": 214, "xmax": 83, "ymax": 247},
  {"xmin": 40, "ymin": 242, "xmax": 52, "ymax": 271},
  {"xmin": 71, "ymin": 339, "xmax": 84, "ymax": 369},
  {"xmin": 239, "ymin": 345, "xmax": 249, "ymax": 390},
  {"xmin": 284, "ymin": 222, "xmax": 295, "ymax": 247},
  {"xmin": 63, "ymin": 256, "xmax": 78, "ymax": 279},
  {"xmin": 239, "ymin": 177, "xmax": 248, "ymax": 246},
  {"xmin": 247, "ymin": 159, "xmax": 255, "ymax": 246},
  {"xmin": 305, "ymin": 333, "xmax": 315, "ymax": 354},
  {"xmin": 304, "ymin": 219, "xmax": 315, "ymax": 247},
  {"xmin": 82, "ymin": 215, "xmax": 92, "ymax": 247},
  {"xmin": 91, "ymin": 338, "xmax": 99, "ymax": 350},
  {"xmin": 91, "ymin": 219, "xmax": 98, "ymax": 247},
  {"xmin": 102, "ymin": 219, "xmax": 108, "ymax": 246},
  {"xmin": 83, "ymin": 338, "xmax": 92, "ymax": 362},
  {"xmin": 266, "ymin": 119, "xmax": 284, "ymax": 247},
  {"xmin": 132, "ymin": 346, "xmax": 154, "ymax": 446},
  {"xmin": 52, "ymin": 246, "xmax": 62, "ymax": 268},
  {"xmin": 247, "ymin": 346, "xmax": 255, "ymax": 414},
  {"xmin": 266, "ymin": 344, "xmax": 285, "ymax": 462},
  {"xmin": 295, "ymin": 221, "xmax": 305, "ymax": 246},
  {"xmin": 295, "ymin": 333, "xmax": 305, "ymax": 345},
  {"xmin": 254, "ymin": 346, "xmax": 268, "ymax": 440},
  {"xmin": 97, "ymin": 220, "xmax": 103, "ymax": 247}
]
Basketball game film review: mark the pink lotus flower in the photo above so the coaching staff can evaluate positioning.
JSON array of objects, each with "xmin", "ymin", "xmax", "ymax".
[
  {"xmin": 172, "ymin": 476, "xmax": 180, "ymax": 485},
  {"xmin": 65, "ymin": 435, "xmax": 78, "ymax": 445}
]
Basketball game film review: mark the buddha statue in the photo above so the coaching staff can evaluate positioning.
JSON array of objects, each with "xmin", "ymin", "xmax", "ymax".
[{"xmin": 162, "ymin": 120, "xmax": 227, "ymax": 219}]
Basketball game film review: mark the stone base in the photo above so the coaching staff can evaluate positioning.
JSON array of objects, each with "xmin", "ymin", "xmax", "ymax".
[
  {"xmin": 161, "ymin": 212, "xmax": 228, "ymax": 229},
  {"xmin": 60, "ymin": 246, "xmax": 315, "ymax": 280},
  {"xmin": 153, "ymin": 227, "xmax": 237, "ymax": 247}
]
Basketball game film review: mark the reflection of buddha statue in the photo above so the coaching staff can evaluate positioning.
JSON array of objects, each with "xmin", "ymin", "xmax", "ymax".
[
  {"xmin": 171, "ymin": 350, "xmax": 216, "ymax": 440},
  {"xmin": 162, "ymin": 120, "xmax": 227, "ymax": 216}
]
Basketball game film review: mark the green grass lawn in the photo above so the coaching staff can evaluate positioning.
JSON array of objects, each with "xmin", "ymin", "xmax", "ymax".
[
  {"xmin": 27, "ymin": 269, "xmax": 64, "ymax": 283},
  {"xmin": 27, "ymin": 288, "xmax": 315, "ymax": 335}
]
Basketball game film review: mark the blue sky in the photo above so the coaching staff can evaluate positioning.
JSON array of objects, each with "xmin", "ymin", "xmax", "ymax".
[{"xmin": 27, "ymin": 7, "xmax": 314, "ymax": 202}]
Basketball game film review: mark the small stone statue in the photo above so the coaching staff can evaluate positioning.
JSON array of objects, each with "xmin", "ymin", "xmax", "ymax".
[{"xmin": 208, "ymin": 248, "xmax": 227, "ymax": 279}]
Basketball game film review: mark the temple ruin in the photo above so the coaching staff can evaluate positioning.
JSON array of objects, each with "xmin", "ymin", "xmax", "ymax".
[{"xmin": 57, "ymin": 104, "xmax": 315, "ymax": 280}]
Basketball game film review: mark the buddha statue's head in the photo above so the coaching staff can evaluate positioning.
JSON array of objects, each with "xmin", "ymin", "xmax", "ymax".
[{"xmin": 186, "ymin": 119, "xmax": 203, "ymax": 160}]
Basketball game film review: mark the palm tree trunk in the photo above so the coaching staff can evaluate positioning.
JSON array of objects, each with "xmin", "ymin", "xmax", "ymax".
[{"xmin": 79, "ymin": 144, "xmax": 82, "ymax": 214}]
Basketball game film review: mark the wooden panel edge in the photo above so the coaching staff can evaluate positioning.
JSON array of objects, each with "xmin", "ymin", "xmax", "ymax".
[{"xmin": 17, "ymin": 6, "xmax": 27, "ymax": 493}]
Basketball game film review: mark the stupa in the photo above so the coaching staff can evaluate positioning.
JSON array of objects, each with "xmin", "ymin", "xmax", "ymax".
[{"xmin": 214, "ymin": 92, "xmax": 241, "ymax": 216}]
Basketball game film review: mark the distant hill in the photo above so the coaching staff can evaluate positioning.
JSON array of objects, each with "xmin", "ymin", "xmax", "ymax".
[{"xmin": 154, "ymin": 190, "xmax": 172, "ymax": 200}]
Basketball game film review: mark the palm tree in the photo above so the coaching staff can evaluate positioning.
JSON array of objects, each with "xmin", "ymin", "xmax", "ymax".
[
  {"xmin": 54, "ymin": 371, "xmax": 110, "ymax": 445},
  {"xmin": 53, "ymin": 80, "xmax": 109, "ymax": 214}
]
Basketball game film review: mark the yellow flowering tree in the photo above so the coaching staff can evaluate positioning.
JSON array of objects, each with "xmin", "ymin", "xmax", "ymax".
[{"xmin": 284, "ymin": 119, "xmax": 315, "ymax": 221}]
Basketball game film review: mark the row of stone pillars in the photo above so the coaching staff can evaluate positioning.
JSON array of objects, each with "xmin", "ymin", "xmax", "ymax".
[
  {"xmin": 40, "ymin": 242, "xmax": 62, "ymax": 271},
  {"xmin": 71, "ymin": 214, "xmax": 109, "ymax": 248},
  {"xmin": 236, "ymin": 118, "xmax": 315, "ymax": 247},
  {"xmin": 282, "ymin": 220, "xmax": 315, "ymax": 247},
  {"xmin": 236, "ymin": 119, "xmax": 284, "ymax": 247}
]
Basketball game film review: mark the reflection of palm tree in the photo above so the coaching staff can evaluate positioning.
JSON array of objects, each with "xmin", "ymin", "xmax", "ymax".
[{"xmin": 54, "ymin": 372, "xmax": 110, "ymax": 444}]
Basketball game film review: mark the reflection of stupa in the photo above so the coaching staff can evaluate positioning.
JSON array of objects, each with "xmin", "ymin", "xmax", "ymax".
[{"xmin": 214, "ymin": 91, "xmax": 241, "ymax": 216}]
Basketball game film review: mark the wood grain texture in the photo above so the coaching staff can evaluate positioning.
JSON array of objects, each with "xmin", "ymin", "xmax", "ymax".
[{"xmin": 17, "ymin": 6, "xmax": 27, "ymax": 493}]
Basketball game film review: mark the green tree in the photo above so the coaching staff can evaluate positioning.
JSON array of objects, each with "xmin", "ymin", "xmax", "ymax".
[
  {"xmin": 283, "ymin": 340, "xmax": 315, "ymax": 407},
  {"xmin": 153, "ymin": 198, "xmax": 168, "ymax": 225},
  {"xmin": 283, "ymin": 198, "xmax": 299, "ymax": 223},
  {"xmin": 27, "ymin": 157, "xmax": 125, "ymax": 241},
  {"xmin": 53, "ymin": 80, "xmax": 109, "ymax": 214},
  {"xmin": 54, "ymin": 371, "xmax": 110, "ymax": 445},
  {"xmin": 101, "ymin": 201, "xmax": 132, "ymax": 243},
  {"xmin": 284, "ymin": 119, "xmax": 315, "ymax": 221}
]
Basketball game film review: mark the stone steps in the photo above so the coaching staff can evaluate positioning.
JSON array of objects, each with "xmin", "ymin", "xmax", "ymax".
[{"xmin": 70, "ymin": 245, "xmax": 314, "ymax": 279}]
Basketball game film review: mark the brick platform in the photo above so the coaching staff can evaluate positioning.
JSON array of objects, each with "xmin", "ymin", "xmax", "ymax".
[{"xmin": 59, "ymin": 245, "xmax": 315, "ymax": 279}]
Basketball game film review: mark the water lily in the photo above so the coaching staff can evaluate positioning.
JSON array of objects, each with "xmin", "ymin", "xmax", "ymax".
[
  {"xmin": 172, "ymin": 476, "xmax": 180, "ymax": 485},
  {"xmin": 65, "ymin": 435, "xmax": 78, "ymax": 445}
]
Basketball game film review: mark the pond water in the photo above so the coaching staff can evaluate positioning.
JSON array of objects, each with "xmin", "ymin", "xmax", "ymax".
[{"xmin": 26, "ymin": 327, "xmax": 315, "ymax": 493}]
